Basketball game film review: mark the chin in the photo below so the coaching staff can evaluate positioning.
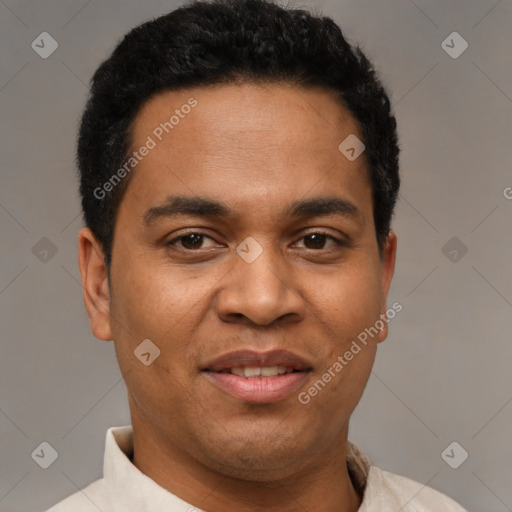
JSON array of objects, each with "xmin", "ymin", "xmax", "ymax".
[
  {"xmin": 206, "ymin": 451, "xmax": 309, "ymax": 483},
  {"xmin": 197, "ymin": 425, "xmax": 313, "ymax": 480}
]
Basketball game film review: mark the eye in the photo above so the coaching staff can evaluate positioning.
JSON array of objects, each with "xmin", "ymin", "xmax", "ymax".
[
  {"xmin": 167, "ymin": 232, "xmax": 218, "ymax": 251},
  {"xmin": 166, "ymin": 231, "xmax": 346, "ymax": 252},
  {"xmin": 294, "ymin": 232, "xmax": 345, "ymax": 250}
]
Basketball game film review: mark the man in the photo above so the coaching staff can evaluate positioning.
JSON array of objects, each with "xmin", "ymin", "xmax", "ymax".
[{"xmin": 47, "ymin": 0, "xmax": 467, "ymax": 510}]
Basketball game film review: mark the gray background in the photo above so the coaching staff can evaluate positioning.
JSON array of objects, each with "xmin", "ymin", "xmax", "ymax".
[{"xmin": 1, "ymin": 0, "xmax": 511, "ymax": 510}]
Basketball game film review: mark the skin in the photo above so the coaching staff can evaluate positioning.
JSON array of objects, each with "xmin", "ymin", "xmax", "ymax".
[{"xmin": 78, "ymin": 82, "xmax": 397, "ymax": 512}]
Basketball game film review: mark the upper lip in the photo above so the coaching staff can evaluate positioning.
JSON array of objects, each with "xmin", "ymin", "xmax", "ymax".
[{"xmin": 203, "ymin": 349, "xmax": 312, "ymax": 372}]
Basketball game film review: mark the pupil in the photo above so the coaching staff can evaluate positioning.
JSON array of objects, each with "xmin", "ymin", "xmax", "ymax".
[
  {"xmin": 305, "ymin": 234, "xmax": 326, "ymax": 249},
  {"xmin": 182, "ymin": 234, "xmax": 202, "ymax": 249}
]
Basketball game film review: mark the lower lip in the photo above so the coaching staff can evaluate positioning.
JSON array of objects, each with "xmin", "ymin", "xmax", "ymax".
[{"xmin": 203, "ymin": 371, "xmax": 310, "ymax": 403}]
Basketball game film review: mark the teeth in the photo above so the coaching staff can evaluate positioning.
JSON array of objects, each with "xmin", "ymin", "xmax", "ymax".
[
  {"xmin": 228, "ymin": 366, "xmax": 296, "ymax": 378},
  {"xmin": 260, "ymin": 366, "xmax": 279, "ymax": 377},
  {"xmin": 244, "ymin": 366, "xmax": 262, "ymax": 377},
  {"xmin": 230, "ymin": 367, "xmax": 245, "ymax": 377}
]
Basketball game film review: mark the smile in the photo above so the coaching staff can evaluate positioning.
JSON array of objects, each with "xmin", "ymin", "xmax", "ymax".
[{"xmin": 202, "ymin": 350, "xmax": 312, "ymax": 403}]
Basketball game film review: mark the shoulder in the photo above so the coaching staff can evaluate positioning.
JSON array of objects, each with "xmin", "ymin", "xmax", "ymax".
[
  {"xmin": 44, "ymin": 478, "xmax": 109, "ymax": 512},
  {"xmin": 360, "ymin": 465, "xmax": 468, "ymax": 511}
]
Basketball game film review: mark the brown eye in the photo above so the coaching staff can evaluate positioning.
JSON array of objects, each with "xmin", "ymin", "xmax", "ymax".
[
  {"xmin": 167, "ymin": 232, "xmax": 218, "ymax": 251},
  {"xmin": 303, "ymin": 233, "xmax": 328, "ymax": 249},
  {"xmin": 293, "ymin": 232, "xmax": 347, "ymax": 251},
  {"xmin": 180, "ymin": 233, "xmax": 204, "ymax": 249}
]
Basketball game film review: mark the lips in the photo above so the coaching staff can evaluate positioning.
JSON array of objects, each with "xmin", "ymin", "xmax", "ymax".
[{"xmin": 202, "ymin": 350, "xmax": 312, "ymax": 403}]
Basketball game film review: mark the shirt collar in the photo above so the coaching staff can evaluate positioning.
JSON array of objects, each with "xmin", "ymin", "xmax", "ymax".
[
  {"xmin": 104, "ymin": 426, "xmax": 195, "ymax": 511},
  {"xmin": 104, "ymin": 425, "xmax": 372, "ymax": 511}
]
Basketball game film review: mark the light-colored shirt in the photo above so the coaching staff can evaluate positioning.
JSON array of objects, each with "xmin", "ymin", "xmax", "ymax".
[{"xmin": 45, "ymin": 426, "xmax": 467, "ymax": 511}]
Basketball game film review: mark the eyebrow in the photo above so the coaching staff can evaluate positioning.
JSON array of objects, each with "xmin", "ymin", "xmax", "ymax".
[{"xmin": 142, "ymin": 195, "xmax": 363, "ymax": 226}]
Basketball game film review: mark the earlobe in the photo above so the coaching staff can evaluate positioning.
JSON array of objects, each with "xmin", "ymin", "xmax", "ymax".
[
  {"xmin": 377, "ymin": 230, "xmax": 397, "ymax": 343},
  {"xmin": 78, "ymin": 227, "xmax": 113, "ymax": 341}
]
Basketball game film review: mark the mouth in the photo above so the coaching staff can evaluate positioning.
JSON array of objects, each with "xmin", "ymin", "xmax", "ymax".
[
  {"xmin": 201, "ymin": 350, "xmax": 312, "ymax": 403},
  {"xmin": 213, "ymin": 365, "xmax": 301, "ymax": 378}
]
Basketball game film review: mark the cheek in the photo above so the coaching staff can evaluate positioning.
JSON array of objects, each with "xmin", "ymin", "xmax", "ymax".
[
  {"xmin": 323, "ymin": 350, "xmax": 375, "ymax": 420},
  {"xmin": 108, "ymin": 262, "xmax": 204, "ymax": 425},
  {"xmin": 305, "ymin": 263, "xmax": 382, "ymax": 403},
  {"xmin": 297, "ymin": 343, "xmax": 376, "ymax": 443},
  {"xmin": 108, "ymin": 256, "xmax": 225, "ymax": 396},
  {"xmin": 110, "ymin": 257, "xmax": 210, "ymax": 338},
  {"xmin": 313, "ymin": 264, "xmax": 383, "ymax": 338}
]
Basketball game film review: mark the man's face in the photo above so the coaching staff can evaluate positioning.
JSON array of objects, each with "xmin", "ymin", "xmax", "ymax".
[{"xmin": 82, "ymin": 83, "xmax": 396, "ymax": 480}]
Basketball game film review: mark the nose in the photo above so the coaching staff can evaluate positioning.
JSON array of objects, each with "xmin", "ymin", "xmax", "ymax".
[{"xmin": 215, "ymin": 243, "xmax": 305, "ymax": 327}]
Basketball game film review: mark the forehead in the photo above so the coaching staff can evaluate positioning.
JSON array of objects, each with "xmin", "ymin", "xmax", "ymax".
[
  {"xmin": 122, "ymin": 82, "xmax": 371, "ymax": 221},
  {"xmin": 132, "ymin": 81, "xmax": 362, "ymax": 153}
]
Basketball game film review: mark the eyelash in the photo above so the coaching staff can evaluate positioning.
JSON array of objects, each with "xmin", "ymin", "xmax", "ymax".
[{"xmin": 166, "ymin": 231, "xmax": 347, "ymax": 251}]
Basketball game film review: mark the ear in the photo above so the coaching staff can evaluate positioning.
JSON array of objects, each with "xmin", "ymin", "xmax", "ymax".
[
  {"xmin": 376, "ymin": 230, "xmax": 397, "ymax": 343},
  {"xmin": 78, "ymin": 227, "xmax": 113, "ymax": 341}
]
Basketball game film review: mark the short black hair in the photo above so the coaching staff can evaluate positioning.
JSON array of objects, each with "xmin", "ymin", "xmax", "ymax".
[{"xmin": 78, "ymin": 0, "xmax": 399, "ymax": 268}]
